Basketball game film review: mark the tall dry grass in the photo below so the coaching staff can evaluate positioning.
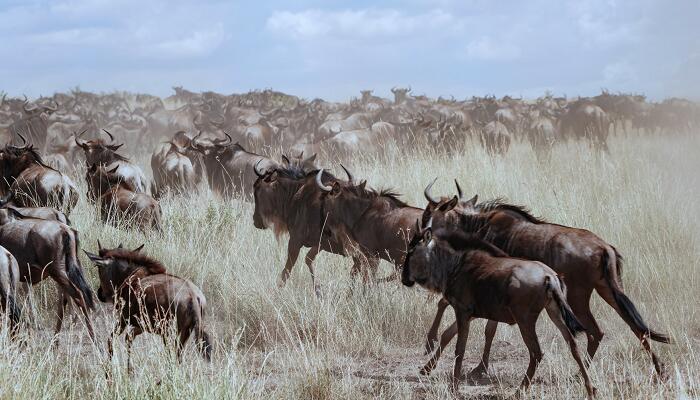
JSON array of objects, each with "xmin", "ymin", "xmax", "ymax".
[{"xmin": 0, "ymin": 133, "xmax": 698, "ymax": 399}]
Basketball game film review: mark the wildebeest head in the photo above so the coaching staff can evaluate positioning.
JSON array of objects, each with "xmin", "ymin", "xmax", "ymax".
[
  {"xmin": 85, "ymin": 163, "xmax": 124, "ymax": 198},
  {"xmin": 189, "ymin": 131, "xmax": 235, "ymax": 157},
  {"xmin": 401, "ymin": 217, "xmax": 434, "ymax": 287},
  {"xmin": 421, "ymin": 178, "xmax": 478, "ymax": 229},
  {"xmin": 75, "ymin": 129, "xmax": 125, "ymax": 165},
  {"xmin": 0, "ymin": 134, "xmax": 46, "ymax": 178},
  {"xmin": 84, "ymin": 242, "xmax": 155, "ymax": 303},
  {"xmin": 391, "ymin": 86, "xmax": 411, "ymax": 104}
]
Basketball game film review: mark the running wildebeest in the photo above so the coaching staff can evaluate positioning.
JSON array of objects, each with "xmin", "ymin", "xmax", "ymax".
[
  {"xmin": 0, "ymin": 244, "xmax": 21, "ymax": 335},
  {"xmin": 0, "ymin": 207, "xmax": 95, "ymax": 342},
  {"xmin": 0, "ymin": 134, "xmax": 79, "ymax": 214},
  {"xmin": 75, "ymin": 129, "xmax": 148, "ymax": 193},
  {"xmin": 84, "ymin": 243, "xmax": 211, "ymax": 372},
  {"xmin": 402, "ymin": 220, "xmax": 596, "ymax": 398},
  {"xmin": 315, "ymin": 168, "xmax": 422, "ymax": 278},
  {"xmin": 421, "ymin": 180, "xmax": 670, "ymax": 378},
  {"xmin": 253, "ymin": 159, "xmax": 377, "ymax": 293},
  {"xmin": 85, "ymin": 164, "xmax": 162, "ymax": 231}
]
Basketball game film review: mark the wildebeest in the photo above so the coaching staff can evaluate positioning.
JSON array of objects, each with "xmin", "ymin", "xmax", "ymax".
[
  {"xmin": 0, "ymin": 134, "xmax": 79, "ymax": 214},
  {"xmin": 190, "ymin": 133, "xmax": 277, "ymax": 200},
  {"xmin": 0, "ymin": 244, "xmax": 21, "ymax": 335},
  {"xmin": 401, "ymin": 222, "xmax": 595, "ymax": 397},
  {"xmin": 559, "ymin": 100, "xmax": 611, "ymax": 151},
  {"xmin": 315, "ymin": 169, "xmax": 422, "ymax": 278},
  {"xmin": 421, "ymin": 182, "xmax": 670, "ymax": 378},
  {"xmin": 86, "ymin": 164, "xmax": 162, "ymax": 231},
  {"xmin": 84, "ymin": 243, "xmax": 211, "ymax": 372},
  {"xmin": 150, "ymin": 137, "xmax": 199, "ymax": 198},
  {"xmin": 478, "ymin": 121, "xmax": 511, "ymax": 155},
  {"xmin": 75, "ymin": 129, "xmax": 148, "ymax": 193},
  {"xmin": 253, "ymin": 160, "xmax": 376, "ymax": 293},
  {"xmin": 0, "ymin": 192, "xmax": 69, "ymax": 224},
  {"xmin": 0, "ymin": 207, "xmax": 95, "ymax": 341}
]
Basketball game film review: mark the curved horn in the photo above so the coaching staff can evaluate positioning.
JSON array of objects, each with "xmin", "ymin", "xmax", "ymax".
[
  {"xmin": 340, "ymin": 164, "xmax": 354, "ymax": 183},
  {"xmin": 254, "ymin": 159, "xmax": 265, "ymax": 177},
  {"xmin": 454, "ymin": 179, "xmax": 464, "ymax": 200},
  {"xmin": 281, "ymin": 154, "xmax": 290, "ymax": 165},
  {"xmin": 102, "ymin": 129, "xmax": 115, "ymax": 142},
  {"xmin": 44, "ymin": 100, "xmax": 59, "ymax": 112},
  {"xmin": 424, "ymin": 177, "xmax": 439, "ymax": 204},
  {"xmin": 16, "ymin": 132, "xmax": 28, "ymax": 147},
  {"xmin": 23, "ymin": 100, "xmax": 37, "ymax": 113},
  {"xmin": 97, "ymin": 240, "xmax": 103, "ymax": 252},
  {"xmin": 316, "ymin": 169, "xmax": 332, "ymax": 192}
]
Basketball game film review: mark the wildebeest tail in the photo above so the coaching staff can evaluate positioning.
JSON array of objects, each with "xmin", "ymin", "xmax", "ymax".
[
  {"xmin": 193, "ymin": 298, "xmax": 212, "ymax": 361},
  {"xmin": 547, "ymin": 275, "xmax": 586, "ymax": 336},
  {"xmin": 62, "ymin": 230, "xmax": 95, "ymax": 310},
  {"xmin": 0, "ymin": 256, "xmax": 21, "ymax": 330},
  {"xmin": 601, "ymin": 248, "xmax": 670, "ymax": 343}
]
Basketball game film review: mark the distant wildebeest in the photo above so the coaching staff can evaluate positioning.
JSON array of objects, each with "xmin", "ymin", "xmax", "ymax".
[
  {"xmin": 0, "ymin": 134, "xmax": 79, "ymax": 214},
  {"xmin": 84, "ymin": 243, "xmax": 211, "ymax": 372},
  {"xmin": 8, "ymin": 98, "xmax": 58, "ymax": 151},
  {"xmin": 253, "ymin": 159, "xmax": 377, "ymax": 293},
  {"xmin": 559, "ymin": 100, "xmax": 611, "ymax": 151},
  {"xmin": 527, "ymin": 114, "xmax": 556, "ymax": 157},
  {"xmin": 75, "ymin": 129, "xmax": 148, "ymax": 193},
  {"xmin": 402, "ymin": 222, "xmax": 595, "ymax": 398},
  {"xmin": 421, "ymin": 181, "xmax": 670, "ymax": 378},
  {"xmin": 315, "ymin": 169, "xmax": 423, "ymax": 278},
  {"xmin": 86, "ymin": 164, "xmax": 162, "ymax": 232},
  {"xmin": 190, "ymin": 132, "xmax": 277, "ymax": 200},
  {"xmin": 0, "ymin": 244, "xmax": 21, "ymax": 335},
  {"xmin": 478, "ymin": 121, "xmax": 511, "ymax": 155},
  {"xmin": 150, "ymin": 133, "xmax": 200, "ymax": 198},
  {"xmin": 0, "ymin": 207, "xmax": 95, "ymax": 341}
]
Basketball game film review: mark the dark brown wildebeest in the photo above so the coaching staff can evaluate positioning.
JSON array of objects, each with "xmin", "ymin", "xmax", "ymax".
[
  {"xmin": 0, "ymin": 244, "xmax": 21, "ymax": 335},
  {"xmin": 401, "ymin": 222, "xmax": 596, "ymax": 397},
  {"xmin": 315, "ymin": 169, "xmax": 423, "ymax": 278},
  {"xmin": 559, "ymin": 100, "xmax": 611, "ymax": 151},
  {"xmin": 0, "ymin": 134, "xmax": 79, "ymax": 215},
  {"xmin": 84, "ymin": 243, "xmax": 211, "ymax": 372},
  {"xmin": 190, "ymin": 132, "xmax": 277, "ymax": 200},
  {"xmin": 253, "ymin": 160, "xmax": 377, "ymax": 294},
  {"xmin": 0, "ymin": 192, "xmax": 69, "ymax": 224},
  {"xmin": 86, "ymin": 164, "xmax": 162, "ymax": 232},
  {"xmin": 75, "ymin": 129, "xmax": 148, "ymax": 193},
  {"xmin": 0, "ymin": 207, "xmax": 95, "ymax": 342},
  {"xmin": 421, "ymin": 181, "xmax": 670, "ymax": 378}
]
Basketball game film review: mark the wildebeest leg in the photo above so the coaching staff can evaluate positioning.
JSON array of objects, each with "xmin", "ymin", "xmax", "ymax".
[
  {"xmin": 176, "ymin": 327, "xmax": 193, "ymax": 363},
  {"xmin": 451, "ymin": 311, "xmax": 471, "ymax": 389},
  {"xmin": 420, "ymin": 321, "xmax": 458, "ymax": 376},
  {"xmin": 52, "ymin": 293, "xmax": 69, "ymax": 347},
  {"xmin": 425, "ymin": 297, "xmax": 450, "ymax": 354},
  {"xmin": 304, "ymin": 246, "xmax": 321, "ymax": 296},
  {"xmin": 568, "ymin": 287, "xmax": 603, "ymax": 366},
  {"xmin": 278, "ymin": 240, "xmax": 302, "ymax": 287},
  {"xmin": 52, "ymin": 274, "xmax": 96, "ymax": 343},
  {"xmin": 594, "ymin": 284, "xmax": 666, "ymax": 378},
  {"xmin": 108, "ymin": 320, "xmax": 127, "ymax": 360},
  {"xmin": 514, "ymin": 317, "xmax": 542, "ymax": 396},
  {"xmin": 545, "ymin": 304, "xmax": 596, "ymax": 398},
  {"xmin": 126, "ymin": 327, "xmax": 143, "ymax": 375},
  {"xmin": 469, "ymin": 320, "xmax": 499, "ymax": 378}
]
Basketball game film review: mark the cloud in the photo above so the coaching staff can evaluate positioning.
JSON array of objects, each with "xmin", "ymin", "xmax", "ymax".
[
  {"xmin": 266, "ymin": 8, "xmax": 459, "ymax": 40},
  {"xmin": 465, "ymin": 36, "xmax": 521, "ymax": 61}
]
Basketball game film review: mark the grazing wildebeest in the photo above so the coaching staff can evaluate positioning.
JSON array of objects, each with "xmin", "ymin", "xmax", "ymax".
[
  {"xmin": 421, "ymin": 181, "xmax": 670, "ymax": 378},
  {"xmin": 0, "ymin": 244, "xmax": 21, "ymax": 335},
  {"xmin": 86, "ymin": 164, "xmax": 162, "ymax": 232},
  {"xmin": 253, "ymin": 160, "xmax": 377, "ymax": 293},
  {"xmin": 0, "ymin": 134, "xmax": 79, "ymax": 214},
  {"xmin": 190, "ymin": 132, "xmax": 277, "ymax": 200},
  {"xmin": 75, "ymin": 129, "xmax": 148, "ymax": 193},
  {"xmin": 84, "ymin": 243, "xmax": 211, "ymax": 372},
  {"xmin": 0, "ymin": 207, "xmax": 95, "ymax": 341},
  {"xmin": 401, "ymin": 222, "xmax": 596, "ymax": 398},
  {"xmin": 315, "ymin": 169, "xmax": 423, "ymax": 278}
]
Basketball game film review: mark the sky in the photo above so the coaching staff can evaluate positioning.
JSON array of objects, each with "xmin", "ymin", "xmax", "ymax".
[{"xmin": 0, "ymin": 0, "xmax": 698, "ymax": 101}]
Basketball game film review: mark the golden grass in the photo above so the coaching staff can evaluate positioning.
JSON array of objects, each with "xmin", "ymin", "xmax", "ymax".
[{"xmin": 1, "ymin": 133, "xmax": 698, "ymax": 399}]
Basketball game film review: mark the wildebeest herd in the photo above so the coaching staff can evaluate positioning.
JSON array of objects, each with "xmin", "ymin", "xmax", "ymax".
[{"xmin": 0, "ymin": 87, "xmax": 690, "ymax": 397}]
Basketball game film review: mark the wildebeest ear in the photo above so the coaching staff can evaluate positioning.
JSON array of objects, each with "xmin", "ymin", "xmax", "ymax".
[
  {"xmin": 133, "ymin": 244, "xmax": 145, "ymax": 252},
  {"xmin": 108, "ymin": 165, "xmax": 119, "ymax": 174},
  {"xmin": 422, "ymin": 228, "xmax": 433, "ymax": 243},
  {"xmin": 107, "ymin": 144, "xmax": 123, "ymax": 151},
  {"xmin": 465, "ymin": 194, "xmax": 478, "ymax": 206},
  {"xmin": 83, "ymin": 250, "xmax": 109, "ymax": 267},
  {"xmin": 439, "ymin": 196, "xmax": 459, "ymax": 212},
  {"xmin": 304, "ymin": 154, "xmax": 317, "ymax": 165},
  {"xmin": 281, "ymin": 155, "xmax": 290, "ymax": 164}
]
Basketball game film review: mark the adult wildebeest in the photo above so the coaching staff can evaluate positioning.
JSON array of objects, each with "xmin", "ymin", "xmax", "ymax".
[
  {"xmin": 420, "ymin": 181, "xmax": 670, "ymax": 378},
  {"xmin": 0, "ymin": 192, "xmax": 69, "ymax": 224},
  {"xmin": 86, "ymin": 164, "xmax": 162, "ymax": 232},
  {"xmin": 253, "ymin": 160, "xmax": 377, "ymax": 293},
  {"xmin": 315, "ymin": 169, "xmax": 422, "ymax": 278},
  {"xmin": 150, "ymin": 138, "xmax": 199, "ymax": 198},
  {"xmin": 190, "ymin": 133, "xmax": 277, "ymax": 200},
  {"xmin": 559, "ymin": 101, "xmax": 611, "ymax": 151},
  {"xmin": 0, "ymin": 207, "xmax": 95, "ymax": 341},
  {"xmin": 402, "ymin": 222, "xmax": 595, "ymax": 398},
  {"xmin": 75, "ymin": 129, "xmax": 148, "ymax": 193},
  {"xmin": 85, "ymin": 243, "xmax": 211, "ymax": 372},
  {"xmin": 8, "ymin": 98, "xmax": 58, "ymax": 151},
  {"xmin": 0, "ymin": 134, "xmax": 79, "ymax": 214},
  {"xmin": 0, "ymin": 245, "xmax": 21, "ymax": 335},
  {"xmin": 478, "ymin": 121, "xmax": 511, "ymax": 155}
]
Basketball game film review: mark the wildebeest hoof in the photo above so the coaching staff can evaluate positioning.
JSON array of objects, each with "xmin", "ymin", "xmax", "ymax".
[
  {"xmin": 466, "ymin": 367, "xmax": 489, "ymax": 383},
  {"xmin": 419, "ymin": 365, "xmax": 432, "ymax": 376}
]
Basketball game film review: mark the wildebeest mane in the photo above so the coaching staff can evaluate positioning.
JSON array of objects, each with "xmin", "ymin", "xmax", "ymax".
[
  {"xmin": 3, "ymin": 145, "xmax": 44, "ymax": 164},
  {"xmin": 344, "ymin": 182, "xmax": 409, "ymax": 208},
  {"xmin": 476, "ymin": 198, "xmax": 547, "ymax": 224},
  {"xmin": 434, "ymin": 228, "xmax": 509, "ymax": 257},
  {"xmin": 100, "ymin": 249, "xmax": 167, "ymax": 275}
]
